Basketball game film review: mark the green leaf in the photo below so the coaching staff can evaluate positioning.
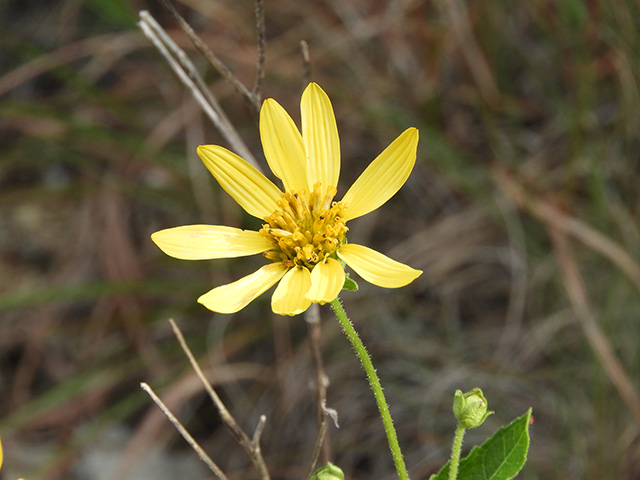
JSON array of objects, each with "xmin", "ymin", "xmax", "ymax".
[
  {"xmin": 430, "ymin": 408, "xmax": 532, "ymax": 480},
  {"xmin": 342, "ymin": 273, "xmax": 359, "ymax": 291}
]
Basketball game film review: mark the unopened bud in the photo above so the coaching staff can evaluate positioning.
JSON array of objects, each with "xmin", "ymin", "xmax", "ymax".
[
  {"xmin": 452, "ymin": 388, "xmax": 493, "ymax": 429},
  {"xmin": 311, "ymin": 462, "xmax": 344, "ymax": 480}
]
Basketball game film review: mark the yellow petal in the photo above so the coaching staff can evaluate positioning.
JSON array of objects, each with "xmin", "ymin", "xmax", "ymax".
[
  {"xmin": 337, "ymin": 243, "xmax": 422, "ymax": 288},
  {"xmin": 271, "ymin": 266, "xmax": 312, "ymax": 316},
  {"xmin": 260, "ymin": 98, "xmax": 309, "ymax": 192},
  {"xmin": 198, "ymin": 263, "xmax": 288, "ymax": 313},
  {"xmin": 306, "ymin": 257, "xmax": 345, "ymax": 304},
  {"xmin": 341, "ymin": 128, "xmax": 419, "ymax": 222},
  {"xmin": 151, "ymin": 225, "xmax": 272, "ymax": 260},
  {"xmin": 0, "ymin": 437, "xmax": 3, "ymax": 470},
  {"xmin": 197, "ymin": 145, "xmax": 282, "ymax": 219},
  {"xmin": 301, "ymin": 83, "xmax": 340, "ymax": 189}
]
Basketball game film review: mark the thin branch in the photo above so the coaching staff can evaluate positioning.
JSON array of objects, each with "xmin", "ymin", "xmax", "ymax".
[
  {"xmin": 304, "ymin": 303, "xmax": 330, "ymax": 479},
  {"xmin": 140, "ymin": 382, "xmax": 229, "ymax": 480},
  {"xmin": 300, "ymin": 40, "xmax": 311, "ymax": 87},
  {"xmin": 158, "ymin": 0, "xmax": 259, "ymax": 114},
  {"xmin": 252, "ymin": 414, "xmax": 267, "ymax": 447},
  {"xmin": 252, "ymin": 0, "xmax": 266, "ymax": 102},
  {"xmin": 169, "ymin": 319, "xmax": 271, "ymax": 480},
  {"xmin": 138, "ymin": 11, "xmax": 261, "ymax": 171}
]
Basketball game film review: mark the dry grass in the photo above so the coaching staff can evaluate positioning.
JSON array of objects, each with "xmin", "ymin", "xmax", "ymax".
[{"xmin": 1, "ymin": 0, "xmax": 640, "ymax": 479}]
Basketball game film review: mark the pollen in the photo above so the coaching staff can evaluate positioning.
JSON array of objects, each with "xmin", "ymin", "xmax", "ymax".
[{"xmin": 260, "ymin": 183, "xmax": 348, "ymax": 269}]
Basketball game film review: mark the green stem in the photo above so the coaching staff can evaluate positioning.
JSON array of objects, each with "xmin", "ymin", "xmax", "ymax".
[
  {"xmin": 448, "ymin": 424, "xmax": 466, "ymax": 480},
  {"xmin": 329, "ymin": 298, "xmax": 409, "ymax": 480}
]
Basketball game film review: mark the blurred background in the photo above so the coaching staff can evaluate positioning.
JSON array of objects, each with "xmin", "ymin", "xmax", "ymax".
[{"xmin": 2, "ymin": 0, "xmax": 640, "ymax": 478}]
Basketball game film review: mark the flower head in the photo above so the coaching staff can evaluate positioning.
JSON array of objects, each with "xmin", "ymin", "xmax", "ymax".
[
  {"xmin": 452, "ymin": 388, "xmax": 493, "ymax": 429},
  {"xmin": 152, "ymin": 83, "xmax": 421, "ymax": 316}
]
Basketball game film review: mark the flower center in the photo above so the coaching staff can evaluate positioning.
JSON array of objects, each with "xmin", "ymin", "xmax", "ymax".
[{"xmin": 260, "ymin": 183, "xmax": 348, "ymax": 269}]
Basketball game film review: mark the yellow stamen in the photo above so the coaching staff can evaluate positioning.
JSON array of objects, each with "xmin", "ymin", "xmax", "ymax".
[{"xmin": 260, "ymin": 184, "xmax": 347, "ymax": 269}]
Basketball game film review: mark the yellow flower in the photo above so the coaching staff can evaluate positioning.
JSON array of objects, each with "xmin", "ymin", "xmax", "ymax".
[{"xmin": 152, "ymin": 83, "xmax": 422, "ymax": 316}]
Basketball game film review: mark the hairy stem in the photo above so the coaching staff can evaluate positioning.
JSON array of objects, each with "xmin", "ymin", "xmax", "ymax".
[
  {"xmin": 448, "ymin": 424, "xmax": 465, "ymax": 480},
  {"xmin": 329, "ymin": 298, "xmax": 409, "ymax": 480}
]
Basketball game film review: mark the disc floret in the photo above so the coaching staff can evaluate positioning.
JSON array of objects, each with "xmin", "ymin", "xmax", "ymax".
[{"xmin": 260, "ymin": 183, "xmax": 348, "ymax": 269}]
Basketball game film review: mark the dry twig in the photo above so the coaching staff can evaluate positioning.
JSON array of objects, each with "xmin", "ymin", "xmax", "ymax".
[
  {"xmin": 300, "ymin": 40, "xmax": 312, "ymax": 88},
  {"xmin": 304, "ymin": 304, "xmax": 330, "ymax": 479},
  {"xmin": 252, "ymin": 0, "xmax": 267, "ymax": 101},
  {"xmin": 137, "ymin": 10, "xmax": 260, "ymax": 171},
  {"xmin": 140, "ymin": 382, "xmax": 229, "ymax": 480},
  {"xmin": 158, "ymin": 0, "xmax": 260, "ymax": 114},
  {"xmin": 169, "ymin": 319, "xmax": 271, "ymax": 480}
]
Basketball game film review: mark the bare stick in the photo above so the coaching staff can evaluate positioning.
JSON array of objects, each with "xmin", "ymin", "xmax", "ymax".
[
  {"xmin": 252, "ymin": 0, "xmax": 266, "ymax": 102},
  {"xmin": 159, "ymin": 0, "xmax": 259, "ymax": 114},
  {"xmin": 140, "ymin": 382, "xmax": 229, "ymax": 480},
  {"xmin": 169, "ymin": 319, "xmax": 271, "ymax": 480},
  {"xmin": 304, "ymin": 304, "xmax": 330, "ymax": 479},
  {"xmin": 138, "ymin": 11, "xmax": 261, "ymax": 171},
  {"xmin": 300, "ymin": 40, "xmax": 311, "ymax": 87},
  {"xmin": 252, "ymin": 414, "xmax": 267, "ymax": 447}
]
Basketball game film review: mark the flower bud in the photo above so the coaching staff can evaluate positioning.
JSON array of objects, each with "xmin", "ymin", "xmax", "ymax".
[
  {"xmin": 452, "ymin": 388, "xmax": 493, "ymax": 429},
  {"xmin": 311, "ymin": 462, "xmax": 344, "ymax": 480}
]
